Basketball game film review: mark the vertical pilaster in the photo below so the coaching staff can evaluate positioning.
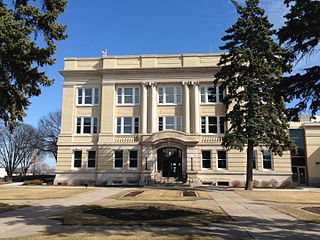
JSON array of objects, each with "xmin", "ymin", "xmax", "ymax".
[
  {"xmin": 183, "ymin": 82, "xmax": 190, "ymax": 133},
  {"xmin": 141, "ymin": 83, "xmax": 148, "ymax": 134},
  {"xmin": 193, "ymin": 82, "xmax": 200, "ymax": 133},
  {"xmin": 150, "ymin": 82, "xmax": 158, "ymax": 133}
]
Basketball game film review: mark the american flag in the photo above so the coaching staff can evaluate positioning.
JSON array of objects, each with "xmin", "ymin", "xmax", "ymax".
[{"xmin": 101, "ymin": 49, "xmax": 107, "ymax": 57}]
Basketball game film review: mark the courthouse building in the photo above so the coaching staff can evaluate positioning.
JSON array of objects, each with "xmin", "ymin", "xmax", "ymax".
[{"xmin": 54, "ymin": 53, "xmax": 320, "ymax": 187}]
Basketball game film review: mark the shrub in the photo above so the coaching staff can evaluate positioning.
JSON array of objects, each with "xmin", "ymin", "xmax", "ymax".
[
  {"xmin": 231, "ymin": 180, "xmax": 242, "ymax": 188},
  {"xmin": 269, "ymin": 179, "xmax": 278, "ymax": 188},
  {"xmin": 253, "ymin": 180, "xmax": 260, "ymax": 188},
  {"xmin": 23, "ymin": 179, "xmax": 43, "ymax": 185},
  {"xmin": 260, "ymin": 180, "xmax": 271, "ymax": 188},
  {"xmin": 279, "ymin": 179, "xmax": 293, "ymax": 189}
]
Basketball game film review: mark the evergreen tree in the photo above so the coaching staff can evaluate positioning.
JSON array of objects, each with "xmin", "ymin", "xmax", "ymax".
[
  {"xmin": 0, "ymin": 0, "xmax": 67, "ymax": 128},
  {"xmin": 214, "ymin": 0, "xmax": 294, "ymax": 190},
  {"xmin": 278, "ymin": 0, "xmax": 320, "ymax": 120}
]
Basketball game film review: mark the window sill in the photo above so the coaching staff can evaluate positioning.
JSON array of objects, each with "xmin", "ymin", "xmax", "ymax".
[
  {"xmin": 75, "ymin": 134, "xmax": 98, "ymax": 136},
  {"xmin": 76, "ymin": 104, "xmax": 99, "ymax": 107},
  {"xmin": 200, "ymin": 103, "xmax": 224, "ymax": 105},
  {"xmin": 158, "ymin": 103, "xmax": 182, "ymax": 106},
  {"xmin": 116, "ymin": 104, "xmax": 140, "ymax": 106}
]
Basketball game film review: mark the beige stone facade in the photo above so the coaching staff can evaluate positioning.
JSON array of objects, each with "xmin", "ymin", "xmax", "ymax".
[{"xmin": 55, "ymin": 53, "xmax": 320, "ymax": 187}]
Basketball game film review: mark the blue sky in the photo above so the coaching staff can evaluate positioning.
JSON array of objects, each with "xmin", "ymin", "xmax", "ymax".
[{"xmin": 22, "ymin": 0, "xmax": 319, "ymax": 165}]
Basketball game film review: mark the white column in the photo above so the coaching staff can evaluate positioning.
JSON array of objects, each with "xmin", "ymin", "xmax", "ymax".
[
  {"xmin": 193, "ymin": 82, "xmax": 200, "ymax": 133},
  {"xmin": 150, "ymin": 82, "xmax": 157, "ymax": 133},
  {"xmin": 183, "ymin": 82, "xmax": 190, "ymax": 133},
  {"xmin": 141, "ymin": 83, "xmax": 148, "ymax": 134}
]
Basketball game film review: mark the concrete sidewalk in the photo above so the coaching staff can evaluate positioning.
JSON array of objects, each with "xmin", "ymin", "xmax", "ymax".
[{"xmin": 208, "ymin": 190, "xmax": 320, "ymax": 240}]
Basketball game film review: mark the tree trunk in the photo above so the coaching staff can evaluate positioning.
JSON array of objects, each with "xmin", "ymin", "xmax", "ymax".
[{"xmin": 245, "ymin": 140, "xmax": 254, "ymax": 190}]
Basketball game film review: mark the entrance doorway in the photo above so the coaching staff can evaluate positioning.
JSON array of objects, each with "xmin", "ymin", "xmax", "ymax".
[
  {"xmin": 157, "ymin": 147, "xmax": 182, "ymax": 179},
  {"xmin": 292, "ymin": 166, "xmax": 307, "ymax": 185}
]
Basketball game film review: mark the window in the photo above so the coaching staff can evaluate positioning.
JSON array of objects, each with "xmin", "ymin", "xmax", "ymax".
[
  {"xmin": 87, "ymin": 151, "xmax": 96, "ymax": 168},
  {"xmin": 263, "ymin": 150, "xmax": 272, "ymax": 170},
  {"xmin": 117, "ymin": 87, "xmax": 140, "ymax": 105},
  {"xmin": 76, "ymin": 117, "xmax": 98, "ymax": 134},
  {"xmin": 114, "ymin": 150, "xmax": 123, "ymax": 168},
  {"xmin": 77, "ymin": 88, "xmax": 99, "ymax": 105},
  {"xmin": 158, "ymin": 87, "xmax": 182, "ymax": 104},
  {"xmin": 200, "ymin": 85, "xmax": 224, "ymax": 103},
  {"xmin": 217, "ymin": 150, "xmax": 227, "ymax": 169},
  {"xmin": 201, "ymin": 116, "xmax": 225, "ymax": 134},
  {"xmin": 116, "ymin": 117, "xmax": 139, "ymax": 134},
  {"xmin": 289, "ymin": 129, "xmax": 306, "ymax": 167},
  {"xmin": 158, "ymin": 116, "xmax": 182, "ymax": 131},
  {"xmin": 129, "ymin": 150, "xmax": 138, "ymax": 168},
  {"xmin": 252, "ymin": 150, "xmax": 257, "ymax": 169},
  {"xmin": 202, "ymin": 151, "xmax": 211, "ymax": 169},
  {"xmin": 73, "ymin": 150, "xmax": 82, "ymax": 168}
]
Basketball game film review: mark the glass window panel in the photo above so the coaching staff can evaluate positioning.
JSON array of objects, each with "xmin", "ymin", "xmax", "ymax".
[
  {"xmin": 166, "ymin": 94, "xmax": 174, "ymax": 103},
  {"xmin": 134, "ymin": 117, "xmax": 139, "ymax": 133},
  {"xmin": 176, "ymin": 116, "xmax": 182, "ymax": 131},
  {"xmin": 158, "ymin": 117, "xmax": 163, "ymax": 131},
  {"xmin": 88, "ymin": 151, "xmax": 96, "ymax": 168},
  {"xmin": 202, "ymin": 151, "xmax": 211, "ymax": 169},
  {"xmin": 252, "ymin": 150, "xmax": 257, "ymax": 169},
  {"xmin": 129, "ymin": 151, "xmax": 138, "ymax": 168},
  {"xmin": 124, "ymin": 88, "xmax": 133, "ymax": 104},
  {"xmin": 117, "ymin": 118, "xmax": 121, "ymax": 134},
  {"xmin": 94, "ymin": 88, "xmax": 99, "ymax": 105},
  {"xmin": 78, "ymin": 89, "xmax": 83, "ymax": 104},
  {"xmin": 218, "ymin": 150, "xmax": 227, "ymax": 169},
  {"xmin": 176, "ymin": 87, "xmax": 182, "ymax": 104},
  {"xmin": 219, "ymin": 86, "xmax": 224, "ymax": 102},
  {"xmin": 117, "ymin": 88, "xmax": 122, "ymax": 104},
  {"xmin": 207, "ymin": 87, "xmax": 217, "ymax": 102},
  {"xmin": 93, "ymin": 118, "xmax": 98, "ymax": 134},
  {"xmin": 83, "ymin": 117, "xmax": 91, "ymax": 133},
  {"xmin": 208, "ymin": 117, "xmax": 217, "ymax": 133},
  {"xmin": 76, "ymin": 117, "xmax": 81, "ymax": 134},
  {"xmin": 220, "ymin": 117, "xmax": 225, "ymax": 134},
  {"xmin": 200, "ymin": 87, "xmax": 206, "ymax": 103},
  {"xmin": 165, "ymin": 117, "xmax": 174, "ymax": 129},
  {"xmin": 114, "ymin": 150, "xmax": 123, "ymax": 168},
  {"xmin": 123, "ymin": 117, "xmax": 132, "ymax": 133},
  {"xmin": 263, "ymin": 150, "xmax": 272, "ymax": 169},
  {"xmin": 134, "ymin": 88, "xmax": 140, "ymax": 104},
  {"xmin": 159, "ymin": 87, "xmax": 163, "ymax": 103},
  {"xmin": 74, "ymin": 151, "xmax": 82, "ymax": 168},
  {"xmin": 84, "ymin": 89, "xmax": 93, "ymax": 104}
]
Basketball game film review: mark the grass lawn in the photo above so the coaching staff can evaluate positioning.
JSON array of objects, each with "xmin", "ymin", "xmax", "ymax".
[
  {"xmin": 274, "ymin": 205, "xmax": 320, "ymax": 223},
  {"xmin": 0, "ymin": 203, "xmax": 29, "ymax": 213},
  {"xmin": 0, "ymin": 187, "xmax": 94, "ymax": 200},
  {"xmin": 2, "ymin": 232, "xmax": 220, "ymax": 240},
  {"xmin": 111, "ymin": 188, "xmax": 209, "ymax": 201},
  {"xmin": 236, "ymin": 189, "xmax": 320, "ymax": 204},
  {"xmin": 55, "ymin": 198, "xmax": 228, "ymax": 227}
]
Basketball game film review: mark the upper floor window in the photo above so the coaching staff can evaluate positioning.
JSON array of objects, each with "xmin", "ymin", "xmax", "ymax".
[
  {"xmin": 158, "ymin": 86, "xmax": 182, "ymax": 104},
  {"xmin": 117, "ymin": 87, "xmax": 140, "ymax": 105},
  {"xmin": 76, "ymin": 117, "xmax": 98, "ymax": 134},
  {"xmin": 200, "ymin": 85, "xmax": 224, "ymax": 104},
  {"xmin": 116, "ymin": 117, "xmax": 139, "ymax": 134},
  {"xmin": 263, "ymin": 150, "xmax": 272, "ymax": 170},
  {"xmin": 77, "ymin": 88, "xmax": 99, "ymax": 105},
  {"xmin": 201, "ymin": 116, "xmax": 225, "ymax": 134},
  {"xmin": 158, "ymin": 116, "xmax": 182, "ymax": 131}
]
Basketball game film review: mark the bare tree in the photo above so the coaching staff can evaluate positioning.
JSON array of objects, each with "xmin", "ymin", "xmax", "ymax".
[
  {"xmin": 0, "ymin": 124, "xmax": 38, "ymax": 181},
  {"xmin": 37, "ymin": 110, "xmax": 61, "ymax": 162}
]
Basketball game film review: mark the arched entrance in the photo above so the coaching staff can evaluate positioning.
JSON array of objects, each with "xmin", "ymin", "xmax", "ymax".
[{"xmin": 157, "ymin": 147, "xmax": 182, "ymax": 179}]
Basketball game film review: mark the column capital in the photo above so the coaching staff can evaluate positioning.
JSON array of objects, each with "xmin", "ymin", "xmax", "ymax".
[
  {"xmin": 189, "ymin": 81, "xmax": 199, "ymax": 86},
  {"xmin": 143, "ymin": 81, "xmax": 157, "ymax": 87}
]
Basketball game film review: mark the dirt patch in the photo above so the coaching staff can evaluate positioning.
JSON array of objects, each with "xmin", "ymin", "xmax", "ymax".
[
  {"xmin": 82, "ymin": 203, "xmax": 206, "ymax": 221},
  {"xmin": 302, "ymin": 207, "xmax": 320, "ymax": 215},
  {"xmin": 123, "ymin": 191, "xmax": 144, "ymax": 197},
  {"xmin": 182, "ymin": 190, "xmax": 197, "ymax": 197}
]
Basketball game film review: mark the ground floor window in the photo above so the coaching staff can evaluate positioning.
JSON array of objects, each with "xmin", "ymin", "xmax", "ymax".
[
  {"xmin": 73, "ymin": 150, "xmax": 82, "ymax": 168},
  {"xmin": 87, "ymin": 151, "xmax": 96, "ymax": 168},
  {"xmin": 129, "ymin": 150, "xmax": 138, "ymax": 168},
  {"xmin": 263, "ymin": 150, "xmax": 272, "ymax": 170},
  {"xmin": 252, "ymin": 150, "xmax": 257, "ymax": 169},
  {"xmin": 202, "ymin": 150, "xmax": 211, "ymax": 169},
  {"xmin": 114, "ymin": 150, "xmax": 123, "ymax": 168},
  {"xmin": 217, "ymin": 150, "xmax": 227, "ymax": 169}
]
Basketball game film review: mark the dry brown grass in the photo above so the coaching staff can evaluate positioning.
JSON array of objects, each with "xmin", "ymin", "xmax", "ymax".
[
  {"xmin": 2, "ymin": 232, "xmax": 220, "ymax": 240},
  {"xmin": 274, "ymin": 205, "xmax": 320, "ymax": 223},
  {"xmin": 0, "ymin": 203, "xmax": 29, "ymax": 213},
  {"xmin": 236, "ymin": 190, "xmax": 320, "ymax": 204},
  {"xmin": 0, "ymin": 187, "xmax": 94, "ymax": 200},
  {"xmin": 55, "ymin": 199, "xmax": 228, "ymax": 227},
  {"xmin": 111, "ymin": 188, "xmax": 209, "ymax": 201}
]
